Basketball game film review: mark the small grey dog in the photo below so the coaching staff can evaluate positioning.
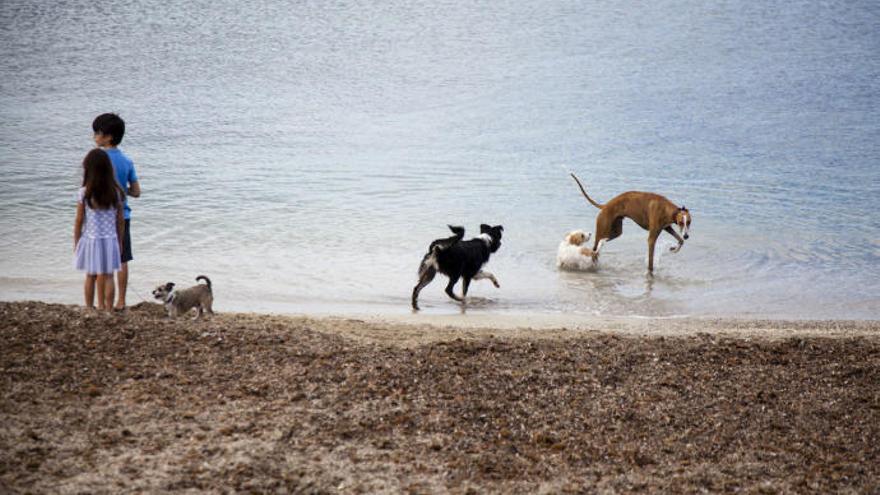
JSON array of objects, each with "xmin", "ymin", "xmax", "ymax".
[{"xmin": 152, "ymin": 275, "xmax": 214, "ymax": 319}]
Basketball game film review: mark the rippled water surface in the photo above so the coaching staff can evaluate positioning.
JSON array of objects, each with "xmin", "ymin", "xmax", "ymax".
[{"xmin": 1, "ymin": 0, "xmax": 878, "ymax": 318}]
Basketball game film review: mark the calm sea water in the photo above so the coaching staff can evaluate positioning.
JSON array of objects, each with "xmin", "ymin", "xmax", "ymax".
[{"xmin": 1, "ymin": 0, "xmax": 878, "ymax": 319}]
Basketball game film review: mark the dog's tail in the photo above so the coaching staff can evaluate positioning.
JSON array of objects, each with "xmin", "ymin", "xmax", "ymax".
[
  {"xmin": 427, "ymin": 225, "xmax": 465, "ymax": 253},
  {"xmin": 446, "ymin": 225, "xmax": 465, "ymax": 241},
  {"xmin": 570, "ymin": 173, "xmax": 604, "ymax": 209},
  {"xmin": 196, "ymin": 275, "xmax": 212, "ymax": 291}
]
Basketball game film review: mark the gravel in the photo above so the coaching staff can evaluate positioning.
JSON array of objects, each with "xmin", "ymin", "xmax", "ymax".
[{"xmin": 1, "ymin": 301, "xmax": 878, "ymax": 493}]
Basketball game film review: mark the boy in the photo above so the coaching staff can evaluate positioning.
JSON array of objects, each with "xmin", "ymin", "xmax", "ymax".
[{"xmin": 92, "ymin": 113, "xmax": 141, "ymax": 311}]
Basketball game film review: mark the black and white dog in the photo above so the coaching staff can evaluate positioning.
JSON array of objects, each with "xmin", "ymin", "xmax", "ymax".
[{"xmin": 411, "ymin": 224, "xmax": 504, "ymax": 311}]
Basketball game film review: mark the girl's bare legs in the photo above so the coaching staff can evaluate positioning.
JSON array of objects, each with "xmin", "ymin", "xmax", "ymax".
[
  {"xmin": 96, "ymin": 274, "xmax": 115, "ymax": 311},
  {"xmin": 104, "ymin": 274, "xmax": 115, "ymax": 311},
  {"xmin": 84, "ymin": 274, "xmax": 97, "ymax": 309},
  {"xmin": 95, "ymin": 274, "xmax": 106, "ymax": 310}
]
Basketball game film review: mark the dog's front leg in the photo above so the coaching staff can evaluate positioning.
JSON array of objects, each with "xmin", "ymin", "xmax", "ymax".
[
  {"xmin": 591, "ymin": 238, "xmax": 607, "ymax": 263},
  {"xmin": 647, "ymin": 230, "xmax": 660, "ymax": 276},
  {"xmin": 664, "ymin": 226, "xmax": 684, "ymax": 253},
  {"xmin": 473, "ymin": 270, "xmax": 500, "ymax": 288}
]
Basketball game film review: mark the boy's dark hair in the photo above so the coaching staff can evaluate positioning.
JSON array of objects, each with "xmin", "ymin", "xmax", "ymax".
[{"xmin": 92, "ymin": 113, "xmax": 125, "ymax": 145}]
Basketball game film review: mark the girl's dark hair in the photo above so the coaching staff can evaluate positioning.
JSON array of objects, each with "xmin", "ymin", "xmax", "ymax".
[
  {"xmin": 92, "ymin": 113, "xmax": 125, "ymax": 145},
  {"xmin": 81, "ymin": 148, "xmax": 124, "ymax": 210}
]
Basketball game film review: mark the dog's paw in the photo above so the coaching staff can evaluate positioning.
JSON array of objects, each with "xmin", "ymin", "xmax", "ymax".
[{"xmin": 669, "ymin": 244, "xmax": 681, "ymax": 253}]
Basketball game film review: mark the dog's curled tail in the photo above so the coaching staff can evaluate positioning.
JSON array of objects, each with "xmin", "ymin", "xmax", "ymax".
[
  {"xmin": 447, "ymin": 225, "xmax": 465, "ymax": 241},
  {"xmin": 196, "ymin": 275, "xmax": 212, "ymax": 291},
  {"xmin": 570, "ymin": 173, "xmax": 604, "ymax": 209},
  {"xmin": 427, "ymin": 225, "xmax": 465, "ymax": 254}
]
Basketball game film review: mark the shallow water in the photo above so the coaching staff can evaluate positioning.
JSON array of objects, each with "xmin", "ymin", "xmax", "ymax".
[{"xmin": 1, "ymin": 0, "xmax": 878, "ymax": 319}]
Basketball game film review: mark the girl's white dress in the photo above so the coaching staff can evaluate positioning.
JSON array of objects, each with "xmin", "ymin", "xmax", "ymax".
[{"xmin": 74, "ymin": 187, "xmax": 121, "ymax": 274}]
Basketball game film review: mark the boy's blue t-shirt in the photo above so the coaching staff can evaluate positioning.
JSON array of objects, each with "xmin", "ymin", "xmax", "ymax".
[{"xmin": 104, "ymin": 147, "xmax": 138, "ymax": 220}]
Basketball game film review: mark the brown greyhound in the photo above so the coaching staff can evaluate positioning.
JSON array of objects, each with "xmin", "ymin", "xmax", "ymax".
[{"xmin": 570, "ymin": 173, "xmax": 691, "ymax": 275}]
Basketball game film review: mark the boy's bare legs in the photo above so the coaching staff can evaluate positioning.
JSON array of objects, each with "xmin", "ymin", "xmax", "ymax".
[
  {"xmin": 115, "ymin": 263, "xmax": 128, "ymax": 310},
  {"xmin": 84, "ymin": 274, "xmax": 97, "ymax": 309}
]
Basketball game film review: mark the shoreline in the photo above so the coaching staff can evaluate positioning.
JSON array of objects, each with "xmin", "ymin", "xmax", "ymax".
[
  {"xmin": 4, "ymin": 278, "xmax": 879, "ymax": 323},
  {"xmin": 163, "ymin": 304, "xmax": 880, "ymax": 347},
  {"xmin": 3, "ymin": 299, "xmax": 880, "ymax": 346}
]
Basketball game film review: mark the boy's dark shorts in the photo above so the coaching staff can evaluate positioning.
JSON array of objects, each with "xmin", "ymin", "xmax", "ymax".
[{"xmin": 121, "ymin": 219, "xmax": 133, "ymax": 263}]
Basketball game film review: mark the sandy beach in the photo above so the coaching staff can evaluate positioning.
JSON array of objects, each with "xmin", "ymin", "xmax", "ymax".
[{"xmin": 1, "ymin": 301, "xmax": 878, "ymax": 493}]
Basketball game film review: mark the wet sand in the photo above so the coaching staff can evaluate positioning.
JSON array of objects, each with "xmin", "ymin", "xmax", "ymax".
[{"xmin": 1, "ymin": 301, "xmax": 878, "ymax": 493}]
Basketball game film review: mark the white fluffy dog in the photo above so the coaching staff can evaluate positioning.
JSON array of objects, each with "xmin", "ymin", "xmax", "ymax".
[{"xmin": 557, "ymin": 230, "xmax": 596, "ymax": 271}]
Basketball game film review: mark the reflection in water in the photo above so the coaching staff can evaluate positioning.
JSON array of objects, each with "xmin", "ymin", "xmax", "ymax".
[{"xmin": 553, "ymin": 256, "xmax": 701, "ymax": 317}]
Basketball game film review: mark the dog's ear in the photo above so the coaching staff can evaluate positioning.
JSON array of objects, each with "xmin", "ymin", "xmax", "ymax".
[
  {"xmin": 480, "ymin": 224, "xmax": 491, "ymax": 233},
  {"xmin": 166, "ymin": 282, "xmax": 175, "ymax": 290}
]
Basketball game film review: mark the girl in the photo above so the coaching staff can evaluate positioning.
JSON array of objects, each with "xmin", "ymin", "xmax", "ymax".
[{"xmin": 73, "ymin": 148, "xmax": 125, "ymax": 311}]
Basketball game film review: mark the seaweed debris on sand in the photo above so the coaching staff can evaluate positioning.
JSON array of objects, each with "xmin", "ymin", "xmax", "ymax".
[{"xmin": 1, "ymin": 301, "xmax": 879, "ymax": 493}]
